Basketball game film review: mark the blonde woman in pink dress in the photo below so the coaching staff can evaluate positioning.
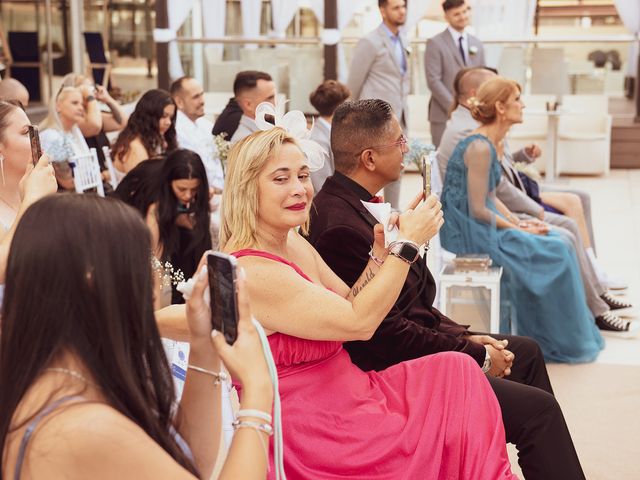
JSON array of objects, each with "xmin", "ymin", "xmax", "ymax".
[{"xmin": 219, "ymin": 117, "xmax": 518, "ymax": 479}]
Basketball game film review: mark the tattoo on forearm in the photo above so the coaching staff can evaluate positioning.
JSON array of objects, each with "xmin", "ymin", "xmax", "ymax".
[{"xmin": 350, "ymin": 267, "xmax": 376, "ymax": 298}]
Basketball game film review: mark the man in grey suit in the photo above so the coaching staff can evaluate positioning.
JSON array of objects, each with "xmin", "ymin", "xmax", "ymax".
[
  {"xmin": 438, "ymin": 67, "xmax": 633, "ymax": 333},
  {"xmin": 425, "ymin": 0, "xmax": 485, "ymax": 147},
  {"xmin": 347, "ymin": 0, "xmax": 409, "ymax": 209}
]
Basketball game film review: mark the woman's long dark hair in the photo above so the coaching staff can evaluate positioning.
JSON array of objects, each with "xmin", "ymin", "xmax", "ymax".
[
  {"xmin": 112, "ymin": 89, "xmax": 177, "ymax": 161},
  {"xmin": 156, "ymin": 149, "xmax": 211, "ymax": 262},
  {"xmin": 0, "ymin": 195, "xmax": 198, "ymax": 477}
]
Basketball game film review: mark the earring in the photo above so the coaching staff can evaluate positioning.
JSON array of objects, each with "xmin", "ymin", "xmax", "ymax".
[{"xmin": 0, "ymin": 153, "xmax": 5, "ymax": 187}]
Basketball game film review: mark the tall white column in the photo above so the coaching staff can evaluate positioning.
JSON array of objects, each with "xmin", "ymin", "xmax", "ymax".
[{"xmin": 70, "ymin": 0, "xmax": 85, "ymax": 74}]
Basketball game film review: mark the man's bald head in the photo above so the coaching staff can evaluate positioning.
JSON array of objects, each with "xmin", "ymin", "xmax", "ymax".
[
  {"xmin": 0, "ymin": 78, "xmax": 29, "ymax": 107},
  {"xmin": 453, "ymin": 67, "xmax": 497, "ymax": 108}
]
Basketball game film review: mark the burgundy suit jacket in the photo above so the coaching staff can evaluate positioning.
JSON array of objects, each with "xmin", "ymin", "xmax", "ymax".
[{"xmin": 308, "ymin": 175, "xmax": 486, "ymax": 371}]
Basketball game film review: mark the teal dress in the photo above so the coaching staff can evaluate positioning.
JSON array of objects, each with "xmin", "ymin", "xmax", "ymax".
[{"xmin": 441, "ymin": 134, "xmax": 603, "ymax": 363}]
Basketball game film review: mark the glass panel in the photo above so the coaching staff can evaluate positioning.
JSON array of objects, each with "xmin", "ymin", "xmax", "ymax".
[{"xmin": 445, "ymin": 285, "xmax": 493, "ymax": 334}]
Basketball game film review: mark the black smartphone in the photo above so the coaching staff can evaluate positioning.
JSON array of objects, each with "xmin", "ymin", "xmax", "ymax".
[
  {"xmin": 207, "ymin": 252, "xmax": 239, "ymax": 345},
  {"xmin": 421, "ymin": 154, "xmax": 431, "ymax": 199},
  {"xmin": 28, "ymin": 125, "xmax": 42, "ymax": 166}
]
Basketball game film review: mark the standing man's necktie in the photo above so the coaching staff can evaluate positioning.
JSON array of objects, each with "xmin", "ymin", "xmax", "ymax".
[{"xmin": 458, "ymin": 36, "xmax": 467, "ymax": 65}]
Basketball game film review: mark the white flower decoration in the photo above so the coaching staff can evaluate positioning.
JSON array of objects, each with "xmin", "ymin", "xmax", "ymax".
[
  {"xmin": 255, "ymin": 101, "xmax": 327, "ymax": 172},
  {"xmin": 469, "ymin": 45, "xmax": 478, "ymax": 56}
]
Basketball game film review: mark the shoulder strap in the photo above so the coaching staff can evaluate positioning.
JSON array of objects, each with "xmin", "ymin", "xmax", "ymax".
[
  {"xmin": 232, "ymin": 249, "xmax": 314, "ymax": 283},
  {"xmin": 14, "ymin": 395, "xmax": 85, "ymax": 480}
]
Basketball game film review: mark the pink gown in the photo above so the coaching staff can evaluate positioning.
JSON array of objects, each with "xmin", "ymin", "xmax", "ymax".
[{"xmin": 233, "ymin": 249, "xmax": 518, "ymax": 480}]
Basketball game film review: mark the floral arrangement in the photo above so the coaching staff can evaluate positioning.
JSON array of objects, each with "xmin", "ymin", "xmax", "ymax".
[
  {"xmin": 213, "ymin": 132, "xmax": 231, "ymax": 174},
  {"xmin": 151, "ymin": 256, "xmax": 185, "ymax": 288},
  {"xmin": 404, "ymin": 138, "xmax": 436, "ymax": 174},
  {"xmin": 469, "ymin": 45, "xmax": 479, "ymax": 56}
]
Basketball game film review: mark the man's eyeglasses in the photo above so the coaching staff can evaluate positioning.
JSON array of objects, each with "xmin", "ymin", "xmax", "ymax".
[{"xmin": 356, "ymin": 135, "xmax": 408, "ymax": 157}]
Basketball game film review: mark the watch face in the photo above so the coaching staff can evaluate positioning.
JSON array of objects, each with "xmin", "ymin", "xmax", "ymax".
[{"xmin": 400, "ymin": 243, "xmax": 419, "ymax": 261}]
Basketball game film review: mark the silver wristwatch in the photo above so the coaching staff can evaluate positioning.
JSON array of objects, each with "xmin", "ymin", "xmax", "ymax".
[
  {"xmin": 482, "ymin": 347, "xmax": 492, "ymax": 374},
  {"xmin": 388, "ymin": 240, "xmax": 421, "ymax": 264}
]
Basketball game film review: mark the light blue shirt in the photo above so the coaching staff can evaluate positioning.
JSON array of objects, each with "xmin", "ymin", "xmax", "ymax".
[{"xmin": 381, "ymin": 23, "xmax": 407, "ymax": 75}]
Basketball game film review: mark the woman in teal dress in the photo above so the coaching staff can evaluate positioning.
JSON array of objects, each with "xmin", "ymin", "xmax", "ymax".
[{"xmin": 440, "ymin": 77, "xmax": 603, "ymax": 363}]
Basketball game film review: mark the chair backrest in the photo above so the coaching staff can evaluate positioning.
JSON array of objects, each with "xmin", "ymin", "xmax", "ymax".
[
  {"xmin": 101, "ymin": 146, "xmax": 119, "ymax": 190},
  {"xmin": 83, "ymin": 32, "xmax": 110, "ymax": 87},
  {"xmin": 73, "ymin": 148, "xmax": 105, "ymax": 196},
  {"xmin": 6, "ymin": 31, "xmax": 41, "ymax": 102}
]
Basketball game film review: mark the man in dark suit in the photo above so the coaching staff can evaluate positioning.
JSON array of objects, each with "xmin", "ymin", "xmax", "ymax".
[{"xmin": 307, "ymin": 99, "xmax": 585, "ymax": 480}]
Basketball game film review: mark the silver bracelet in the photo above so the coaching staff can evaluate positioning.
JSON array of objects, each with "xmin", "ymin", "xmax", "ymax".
[
  {"xmin": 237, "ymin": 409, "xmax": 272, "ymax": 424},
  {"xmin": 232, "ymin": 419, "xmax": 274, "ymax": 436},
  {"xmin": 368, "ymin": 247, "xmax": 385, "ymax": 267},
  {"xmin": 187, "ymin": 364, "xmax": 229, "ymax": 385}
]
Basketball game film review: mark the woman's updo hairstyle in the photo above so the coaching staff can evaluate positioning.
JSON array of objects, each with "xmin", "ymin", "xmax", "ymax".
[{"xmin": 468, "ymin": 77, "xmax": 521, "ymax": 125}]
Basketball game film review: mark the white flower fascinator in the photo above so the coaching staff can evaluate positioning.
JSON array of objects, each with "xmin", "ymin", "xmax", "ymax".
[{"xmin": 254, "ymin": 101, "xmax": 327, "ymax": 172}]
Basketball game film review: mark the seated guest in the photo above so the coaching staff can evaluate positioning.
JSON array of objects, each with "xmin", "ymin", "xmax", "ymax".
[
  {"xmin": 170, "ymin": 76, "xmax": 224, "ymax": 192},
  {"xmin": 111, "ymin": 89, "xmax": 177, "ymax": 178},
  {"xmin": 212, "ymin": 97, "xmax": 243, "ymax": 140},
  {"xmin": 0, "ymin": 78, "xmax": 29, "ymax": 107},
  {"xmin": 40, "ymin": 86, "xmax": 90, "ymax": 191},
  {"xmin": 229, "ymin": 71, "xmax": 276, "ymax": 144},
  {"xmin": 308, "ymin": 79, "xmax": 351, "ymax": 193},
  {"xmin": 440, "ymin": 76, "xmax": 605, "ymax": 358},
  {"xmin": 116, "ymin": 149, "xmax": 211, "ymax": 305},
  {"xmin": 308, "ymin": 98, "xmax": 586, "ymax": 480},
  {"xmin": 219, "ymin": 124, "xmax": 518, "ymax": 478},
  {"xmin": 60, "ymin": 73, "xmax": 128, "ymax": 185},
  {"xmin": 439, "ymin": 67, "xmax": 632, "ymax": 331},
  {"xmin": 0, "ymin": 100, "xmax": 57, "ymax": 278},
  {"xmin": 0, "ymin": 194, "xmax": 273, "ymax": 480}
]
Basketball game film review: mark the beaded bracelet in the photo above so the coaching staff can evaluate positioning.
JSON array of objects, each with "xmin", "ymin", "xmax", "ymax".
[
  {"xmin": 187, "ymin": 364, "xmax": 229, "ymax": 385},
  {"xmin": 368, "ymin": 247, "xmax": 385, "ymax": 267}
]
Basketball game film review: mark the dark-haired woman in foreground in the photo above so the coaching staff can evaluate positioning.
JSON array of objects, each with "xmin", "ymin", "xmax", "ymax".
[
  {"xmin": 440, "ymin": 76, "xmax": 604, "ymax": 362},
  {"xmin": 0, "ymin": 195, "xmax": 272, "ymax": 480},
  {"xmin": 112, "ymin": 89, "xmax": 177, "ymax": 179}
]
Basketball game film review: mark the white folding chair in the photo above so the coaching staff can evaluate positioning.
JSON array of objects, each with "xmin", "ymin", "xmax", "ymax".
[
  {"xmin": 102, "ymin": 145, "xmax": 119, "ymax": 190},
  {"xmin": 72, "ymin": 148, "xmax": 105, "ymax": 196}
]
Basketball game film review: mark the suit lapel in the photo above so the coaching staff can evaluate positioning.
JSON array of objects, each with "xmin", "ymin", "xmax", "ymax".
[
  {"xmin": 377, "ymin": 25, "xmax": 406, "ymax": 78},
  {"xmin": 441, "ymin": 30, "xmax": 464, "ymax": 68}
]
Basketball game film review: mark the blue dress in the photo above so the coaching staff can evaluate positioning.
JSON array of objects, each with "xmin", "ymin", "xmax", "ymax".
[{"xmin": 441, "ymin": 134, "xmax": 603, "ymax": 363}]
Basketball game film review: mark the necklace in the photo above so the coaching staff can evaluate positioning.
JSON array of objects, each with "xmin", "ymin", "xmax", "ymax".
[
  {"xmin": 45, "ymin": 367, "xmax": 95, "ymax": 387},
  {"xmin": 0, "ymin": 193, "xmax": 19, "ymax": 213}
]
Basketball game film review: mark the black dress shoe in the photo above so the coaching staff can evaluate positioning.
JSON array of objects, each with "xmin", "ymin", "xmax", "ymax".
[
  {"xmin": 600, "ymin": 292, "xmax": 632, "ymax": 310},
  {"xmin": 596, "ymin": 311, "xmax": 630, "ymax": 332}
]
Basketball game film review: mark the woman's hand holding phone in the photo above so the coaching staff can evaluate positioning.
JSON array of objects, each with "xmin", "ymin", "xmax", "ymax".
[
  {"xmin": 210, "ymin": 270, "xmax": 272, "ymax": 398},
  {"xmin": 186, "ymin": 254, "xmax": 272, "ymax": 398},
  {"xmin": 19, "ymin": 154, "xmax": 57, "ymax": 206}
]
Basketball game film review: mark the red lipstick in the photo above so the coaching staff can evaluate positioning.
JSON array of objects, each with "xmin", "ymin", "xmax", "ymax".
[{"xmin": 286, "ymin": 202, "xmax": 307, "ymax": 211}]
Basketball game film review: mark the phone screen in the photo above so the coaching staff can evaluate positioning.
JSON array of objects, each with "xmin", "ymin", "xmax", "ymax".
[
  {"xmin": 28, "ymin": 125, "xmax": 42, "ymax": 166},
  {"xmin": 421, "ymin": 154, "xmax": 431, "ymax": 199},
  {"xmin": 207, "ymin": 252, "xmax": 239, "ymax": 345}
]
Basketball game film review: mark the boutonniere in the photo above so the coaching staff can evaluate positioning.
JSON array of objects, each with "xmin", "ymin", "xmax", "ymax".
[{"xmin": 469, "ymin": 45, "xmax": 478, "ymax": 56}]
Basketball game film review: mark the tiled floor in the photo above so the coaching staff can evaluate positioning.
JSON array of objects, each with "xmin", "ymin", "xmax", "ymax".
[{"xmin": 399, "ymin": 169, "xmax": 640, "ymax": 479}]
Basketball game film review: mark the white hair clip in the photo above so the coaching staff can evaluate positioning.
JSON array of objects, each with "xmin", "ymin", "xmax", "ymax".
[{"xmin": 255, "ymin": 101, "xmax": 327, "ymax": 172}]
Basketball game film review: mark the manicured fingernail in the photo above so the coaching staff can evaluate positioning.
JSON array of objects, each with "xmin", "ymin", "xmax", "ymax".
[
  {"xmin": 199, "ymin": 265, "xmax": 208, "ymax": 280},
  {"xmin": 211, "ymin": 329, "xmax": 220, "ymax": 338},
  {"xmin": 387, "ymin": 223, "xmax": 394, "ymax": 231},
  {"xmin": 238, "ymin": 266, "xmax": 247, "ymax": 280}
]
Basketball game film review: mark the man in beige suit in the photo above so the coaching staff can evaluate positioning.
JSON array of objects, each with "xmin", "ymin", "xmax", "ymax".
[
  {"xmin": 424, "ymin": 0, "xmax": 485, "ymax": 147},
  {"xmin": 347, "ymin": 0, "xmax": 409, "ymax": 209}
]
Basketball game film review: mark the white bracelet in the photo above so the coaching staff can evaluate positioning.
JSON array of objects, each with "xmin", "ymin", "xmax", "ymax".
[
  {"xmin": 187, "ymin": 364, "xmax": 229, "ymax": 385},
  {"xmin": 232, "ymin": 419, "xmax": 274, "ymax": 436},
  {"xmin": 237, "ymin": 409, "xmax": 273, "ymax": 424}
]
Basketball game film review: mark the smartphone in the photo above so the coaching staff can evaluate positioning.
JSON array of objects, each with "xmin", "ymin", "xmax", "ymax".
[
  {"xmin": 28, "ymin": 125, "xmax": 42, "ymax": 166},
  {"xmin": 207, "ymin": 252, "xmax": 239, "ymax": 345},
  {"xmin": 421, "ymin": 154, "xmax": 431, "ymax": 199}
]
